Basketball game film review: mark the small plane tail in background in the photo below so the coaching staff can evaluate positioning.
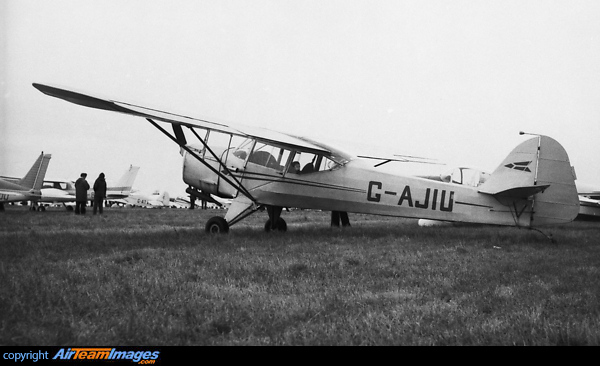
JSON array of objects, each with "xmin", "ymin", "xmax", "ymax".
[
  {"xmin": 159, "ymin": 190, "xmax": 171, "ymax": 207},
  {"xmin": 17, "ymin": 152, "xmax": 52, "ymax": 191},
  {"xmin": 478, "ymin": 135, "xmax": 579, "ymax": 227},
  {"xmin": 113, "ymin": 165, "xmax": 140, "ymax": 193}
]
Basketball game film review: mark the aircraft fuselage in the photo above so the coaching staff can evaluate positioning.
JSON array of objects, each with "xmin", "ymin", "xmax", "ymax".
[{"xmin": 183, "ymin": 149, "xmax": 539, "ymax": 228}]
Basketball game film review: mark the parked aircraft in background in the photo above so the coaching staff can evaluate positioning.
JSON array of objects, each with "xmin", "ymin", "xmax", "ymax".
[
  {"xmin": 575, "ymin": 182, "xmax": 600, "ymax": 220},
  {"xmin": 34, "ymin": 83, "xmax": 580, "ymax": 234},
  {"xmin": 115, "ymin": 190, "xmax": 171, "ymax": 208},
  {"xmin": 0, "ymin": 152, "xmax": 52, "ymax": 211},
  {"xmin": 37, "ymin": 165, "xmax": 140, "ymax": 210},
  {"xmin": 168, "ymin": 196, "xmax": 214, "ymax": 209},
  {"xmin": 169, "ymin": 196, "xmax": 197, "ymax": 209},
  {"xmin": 170, "ymin": 194, "xmax": 230, "ymax": 209}
]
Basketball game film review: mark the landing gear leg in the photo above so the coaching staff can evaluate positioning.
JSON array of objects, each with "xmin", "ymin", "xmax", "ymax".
[
  {"xmin": 265, "ymin": 205, "xmax": 287, "ymax": 232},
  {"xmin": 206, "ymin": 195, "xmax": 259, "ymax": 234},
  {"xmin": 331, "ymin": 211, "xmax": 351, "ymax": 227}
]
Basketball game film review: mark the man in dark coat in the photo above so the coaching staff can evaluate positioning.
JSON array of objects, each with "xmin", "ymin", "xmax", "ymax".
[
  {"xmin": 93, "ymin": 172, "xmax": 107, "ymax": 215},
  {"xmin": 74, "ymin": 173, "xmax": 90, "ymax": 215}
]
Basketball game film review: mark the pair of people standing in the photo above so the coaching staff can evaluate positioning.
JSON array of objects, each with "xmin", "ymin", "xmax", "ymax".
[{"xmin": 74, "ymin": 172, "xmax": 107, "ymax": 215}]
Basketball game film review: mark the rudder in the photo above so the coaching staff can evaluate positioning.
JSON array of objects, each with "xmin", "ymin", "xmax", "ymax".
[{"xmin": 478, "ymin": 135, "xmax": 578, "ymax": 227}]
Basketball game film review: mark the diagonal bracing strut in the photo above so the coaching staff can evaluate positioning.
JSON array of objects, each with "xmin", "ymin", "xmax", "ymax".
[{"xmin": 146, "ymin": 118, "xmax": 255, "ymax": 203}]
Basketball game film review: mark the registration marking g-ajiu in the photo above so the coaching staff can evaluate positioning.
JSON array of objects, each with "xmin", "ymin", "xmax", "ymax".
[{"xmin": 367, "ymin": 181, "xmax": 455, "ymax": 212}]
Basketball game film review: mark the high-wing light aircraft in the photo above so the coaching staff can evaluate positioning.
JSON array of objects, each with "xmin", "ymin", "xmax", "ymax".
[
  {"xmin": 36, "ymin": 165, "xmax": 140, "ymax": 210},
  {"xmin": 0, "ymin": 152, "xmax": 52, "ymax": 211},
  {"xmin": 33, "ymin": 83, "xmax": 580, "ymax": 233}
]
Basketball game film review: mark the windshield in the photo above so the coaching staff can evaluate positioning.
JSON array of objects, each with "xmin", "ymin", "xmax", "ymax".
[{"xmin": 295, "ymin": 137, "xmax": 355, "ymax": 166}]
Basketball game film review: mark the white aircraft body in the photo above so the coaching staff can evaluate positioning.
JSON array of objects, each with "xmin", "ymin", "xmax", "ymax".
[
  {"xmin": 575, "ymin": 182, "xmax": 600, "ymax": 219},
  {"xmin": 0, "ymin": 152, "xmax": 52, "ymax": 211},
  {"xmin": 37, "ymin": 165, "xmax": 140, "ymax": 209},
  {"xmin": 34, "ymin": 83, "xmax": 580, "ymax": 233},
  {"xmin": 118, "ymin": 190, "xmax": 171, "ymax": 208}
]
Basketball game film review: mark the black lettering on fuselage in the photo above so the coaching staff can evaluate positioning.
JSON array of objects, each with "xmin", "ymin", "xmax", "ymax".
[
  {"xmin": 397, "ymin": 186, "xmax": 413, "ymax": 207},
  {"xmin": 415, "ymin": 188, "xmax": 430, "ymax": 209},
  {"xmin": 440, "ymin": 190, "xmax": 454, "ymax": 212},
  {"xmin": 366, "ymin": 182, "xmax": 454, "ymax": 212},
  {"xmin": 367, "ymin": 181, "xmax": 382, "ymax": 202}
]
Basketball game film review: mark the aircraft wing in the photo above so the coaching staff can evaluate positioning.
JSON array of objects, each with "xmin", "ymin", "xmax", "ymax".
[
  {"xmin": 32, "ymin": 83, "xmax": 330, "ymax": 155},
  {"xmin": 357, "ymin": 154, "xmax": 444, "ymax": 167}
]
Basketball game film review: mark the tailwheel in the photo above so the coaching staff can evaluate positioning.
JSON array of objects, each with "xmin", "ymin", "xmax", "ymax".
[
  {"xmin": 264, "ymin": 218, "xmax": 287, "ymax": 232},
  {"xmin": 205, "ymin": 216, "xmax": 229, "ymax": 234}
]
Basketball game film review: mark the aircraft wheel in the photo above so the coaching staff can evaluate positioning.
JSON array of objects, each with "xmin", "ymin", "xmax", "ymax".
[
  {"xmin": 264, "ymin": 218, "xmax": 287, "ymax": 232},
  {"xmin": 205, "ymin": 216, "xmax": 229, "ymax": 234}
]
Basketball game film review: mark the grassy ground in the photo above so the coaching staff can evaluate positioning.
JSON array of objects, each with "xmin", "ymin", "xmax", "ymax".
[{"xmin": 1, "ymin": 205, "xmax": 599, "ymax": 345}]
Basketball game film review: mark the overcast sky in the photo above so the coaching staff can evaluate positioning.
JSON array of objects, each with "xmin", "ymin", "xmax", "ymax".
[{"xmin": 2, "ymin": 0, "xmax": 599, "ymax": 196}]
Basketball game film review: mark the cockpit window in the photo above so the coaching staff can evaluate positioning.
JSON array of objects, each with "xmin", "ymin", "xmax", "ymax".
[
  {"xmin": 287, "ymin": 151, "xmax": 343, "ymax": 175},
  {"xmin": 231, "ymin": 138, "xmax": 254, "ymax": 161},
  {"xmin": 232, "ymin": 136, "xmax": 352, "ymax": 175},
  {"xmin": 247, "ymin": 142, "xmax": 293, "ymax": 172}
]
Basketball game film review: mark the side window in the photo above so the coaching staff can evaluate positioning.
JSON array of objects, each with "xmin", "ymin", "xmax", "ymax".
[
  {"xmin": 289, "ymin": 152, "xmax": 338, "ymax": 174},
  {"xmin": 321, "ymin": 156, "xmax": 341, "ymax": 171},
  {"xmin": 293, "ymin": 152, "xmax": 318, "ymax": 174},
  {"xmin": 248, "ymin": 142, "xmax": 292, "ymax": 173},
  {"xmin": 231, "ymin": 137, "xmax": 254, "ymax": 162}
]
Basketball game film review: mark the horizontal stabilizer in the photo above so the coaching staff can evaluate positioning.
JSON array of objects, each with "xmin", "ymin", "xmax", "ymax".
[{"xmin": 484, "ymin": 184, "xmax": 550, "ymax": 199}]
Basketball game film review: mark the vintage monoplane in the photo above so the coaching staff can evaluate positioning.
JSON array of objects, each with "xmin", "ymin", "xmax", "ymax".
[{"xmin": 33, "ymin": 83, "xmax": 580, "ymax": 233}]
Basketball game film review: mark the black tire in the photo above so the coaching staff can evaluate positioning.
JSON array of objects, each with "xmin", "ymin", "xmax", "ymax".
[
  {"xmin": 264, "ymin": 218, "xmax": 287, "ymax": 232},
  {"xmin": 205, "ymin": 216, "xmax": 229, "ymax": 234}
]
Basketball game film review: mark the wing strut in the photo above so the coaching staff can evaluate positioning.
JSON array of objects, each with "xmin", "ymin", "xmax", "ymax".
[
  {"xmin": 146, "ymin": 118, "xmax": 256, "ymax": 203},
  {"xmin": 183, "ymin": 124, "xmax": 255, "ymax": 201}
]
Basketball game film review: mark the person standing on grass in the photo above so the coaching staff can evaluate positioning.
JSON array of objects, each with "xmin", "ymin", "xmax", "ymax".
[
  {"xmin": 93, "ymin": 172, "xmax": 107, "ymax": 215},
  {"xmin": 74, "ymin": 173, "xmax": 89, "ymax": 215}
]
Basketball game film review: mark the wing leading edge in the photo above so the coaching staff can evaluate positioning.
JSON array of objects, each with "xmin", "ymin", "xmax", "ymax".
[{"xmin": 32, "ymin": 83, "xmax": 330, "ymax": 155}]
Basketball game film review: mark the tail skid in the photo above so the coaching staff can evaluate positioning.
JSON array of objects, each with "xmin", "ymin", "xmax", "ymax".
[{"xmin": 478, "ymin": 135, "xmax": 579, "ymax": 227}]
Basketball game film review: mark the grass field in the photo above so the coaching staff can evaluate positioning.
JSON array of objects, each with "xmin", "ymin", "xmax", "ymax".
[{"xmin": 1, "ymin": 205, "xmax": 599, "ymax": 345}]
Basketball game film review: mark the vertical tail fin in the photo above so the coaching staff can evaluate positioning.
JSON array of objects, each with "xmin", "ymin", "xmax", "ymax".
[
  {"xmin": 112, "ymin": 165, "xmax": 140, "ymax": 193},
  {"xmin": 478, "ymin": 135, "xmax": 579, "ymax": 227},
  {"xmin": 17, "ymin": 152, "xmax": 52, "ymax": 191},
  {"xmin": 160, "ymin": 191, "xmax": 171, "ymax": 206}
]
